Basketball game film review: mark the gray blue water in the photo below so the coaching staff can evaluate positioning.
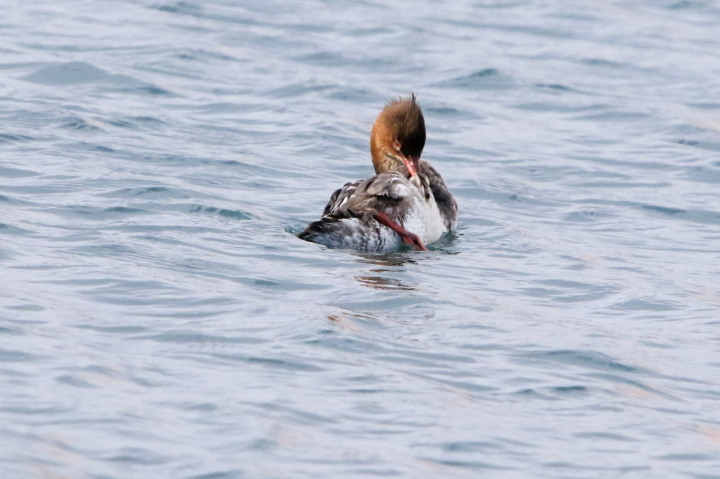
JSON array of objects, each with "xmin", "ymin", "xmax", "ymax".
[{"xmin": 2, "ymin": 1, "xmax": 720, "ymax": 477}]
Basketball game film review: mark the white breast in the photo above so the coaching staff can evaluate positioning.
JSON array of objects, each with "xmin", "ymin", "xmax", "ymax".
[{"xmin": 398, "ymin": 188, "xmax": 446, "ymax": 245}]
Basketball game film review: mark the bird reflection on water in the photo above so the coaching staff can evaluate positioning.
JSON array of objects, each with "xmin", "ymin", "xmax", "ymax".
[
  {"xmin": 349, "ymin": 234, "xmax": 459, "ymax": 290},
  {"xmin": 352, "ymin": 252, "xmax": 418, "ymax": 291}
]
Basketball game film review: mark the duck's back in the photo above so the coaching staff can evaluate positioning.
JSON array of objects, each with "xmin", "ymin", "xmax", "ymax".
[{"xmin": 299, "ymin": 172, "xmax": 442, "ymax": 251}]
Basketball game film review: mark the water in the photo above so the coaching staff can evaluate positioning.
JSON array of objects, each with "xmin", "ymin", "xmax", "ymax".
[{"xmin": 2, "ymin": 1, "xmax": 720, "ymax": 477}]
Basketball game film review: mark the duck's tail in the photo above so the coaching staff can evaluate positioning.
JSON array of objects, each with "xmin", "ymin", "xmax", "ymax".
[{"xmin": 298, "ymin": 210, "xmax": 397, "ymax": 251}]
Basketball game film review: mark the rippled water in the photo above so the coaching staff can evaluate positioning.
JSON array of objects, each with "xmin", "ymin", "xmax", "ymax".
[{"xmin": 2, "ymin": 1, "xmax": 720, "ymax": 477}]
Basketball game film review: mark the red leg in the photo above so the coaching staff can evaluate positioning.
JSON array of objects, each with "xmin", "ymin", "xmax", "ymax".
[{"xmin": 373, "ymin": 211, "xmax": 428, "ymax": 251}]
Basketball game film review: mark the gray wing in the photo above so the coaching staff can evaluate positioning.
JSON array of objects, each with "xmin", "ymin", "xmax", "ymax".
[
  {"xmin": 322, "ymin": 179, "xmax": 362, "ymax": 216},
  {"xmin": 322, "ymin": 173, "xmax": 413, "ymax": 216},
  {"xmin": 299, "ymin": 173, "xmax": 426, "ymax": 249}
]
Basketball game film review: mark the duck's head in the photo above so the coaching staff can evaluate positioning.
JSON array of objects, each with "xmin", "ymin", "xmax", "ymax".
[{"xmin": 370, "ymin": 95, "xmax": 426, "ymax": 178}]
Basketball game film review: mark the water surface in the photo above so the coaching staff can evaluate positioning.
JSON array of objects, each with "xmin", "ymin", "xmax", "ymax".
[{"xmin": 2, "ymin": 1, "xmax": 720, "ymax": 478}]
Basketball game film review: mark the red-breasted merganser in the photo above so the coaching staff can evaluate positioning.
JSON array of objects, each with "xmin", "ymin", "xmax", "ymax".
[{"xmin": 299, "ymin": 95, "xmax": 458, "ymax": 251}]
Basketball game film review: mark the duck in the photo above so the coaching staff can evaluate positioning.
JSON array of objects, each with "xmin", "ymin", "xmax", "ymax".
[{"xmin": 298, "ymin": 95, "xmax": 457, "ymax": 252}]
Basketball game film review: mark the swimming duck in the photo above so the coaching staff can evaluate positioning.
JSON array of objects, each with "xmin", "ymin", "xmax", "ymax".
[{"xmin": 299, "ymin": 95, "xmax": 457, "ymax": 251}]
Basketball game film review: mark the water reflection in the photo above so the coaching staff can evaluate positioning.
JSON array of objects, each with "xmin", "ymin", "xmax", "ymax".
[
  {"xmin": 325, "ymin": 309, "xmax": 384, "ymax": 331},
  {"xmin": 352, "ymin": 251, "xmax": 419, "ymax": 267},
  {"xmin": 355, "ymin": 275, "xmax": 415, "ymax": 291},
  {"xmin": 351, "ymin": 252, "xmax": 417, "ymax": 290},
  {"xmin": 326, "ymin": 313, "xmax": 364, "ymax": 332}
]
